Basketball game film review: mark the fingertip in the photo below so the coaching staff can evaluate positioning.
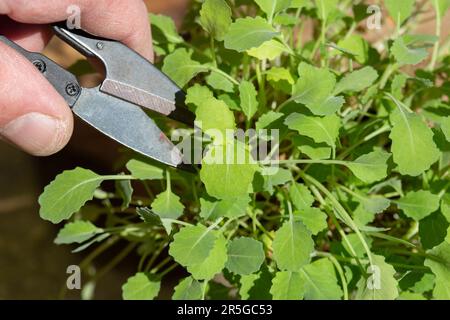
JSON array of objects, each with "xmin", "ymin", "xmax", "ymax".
[
  {"xmin": 114, "ymin": 0, "xmax": 154, "ymax": 62},
  {"xmin": 0, "ymin": 42, "xmax": 74, "ymax": 156},
  {"xmin": 0, "ymin": 111, "xmax": 73, "ymax": 156}
]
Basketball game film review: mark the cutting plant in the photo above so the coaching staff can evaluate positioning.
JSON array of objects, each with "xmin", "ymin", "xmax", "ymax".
[{"xmin": 29, "ymin": 0, "xmax": 450, "ymax": 300}]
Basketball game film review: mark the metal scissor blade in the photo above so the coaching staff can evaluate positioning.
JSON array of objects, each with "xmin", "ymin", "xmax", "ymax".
[
  {"xmin": 73, "ymin": 88, "xmax": 183, "ymax": 167},
  {"xmin": 52, "ymin": 25, "xmax": 195, "ymax": 127},
  {"xmin": 102, "ymin": 79, "xmax": 195, "ymax": 126}
]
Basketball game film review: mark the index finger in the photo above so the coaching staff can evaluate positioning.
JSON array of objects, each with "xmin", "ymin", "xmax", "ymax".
[{"xmin": 0, "ymin": 0, "xmax": 153, "ymax": 61}]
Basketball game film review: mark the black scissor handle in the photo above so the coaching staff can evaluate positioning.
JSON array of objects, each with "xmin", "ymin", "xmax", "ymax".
[{"xmin": 0, "ymin": 34, "xmax": 81, "ymax": 108}]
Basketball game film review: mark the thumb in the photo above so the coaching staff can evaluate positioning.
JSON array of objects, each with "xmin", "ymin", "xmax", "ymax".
[{"xmin": 0, "ymin": 41, "xmax": 73, "ymax": 156}]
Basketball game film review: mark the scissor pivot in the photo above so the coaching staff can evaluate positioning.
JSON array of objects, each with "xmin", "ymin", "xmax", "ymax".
[
  {"xmin": 66, "ymin": 83, "xmax": 81, "ymax": 96},
  {"xmin": 96, "ymin": 42, "xmax": 104, "ymax": 50},
  {"xmin": 32, "ymin": 60, "xmax": 46, "ymax": 73}
]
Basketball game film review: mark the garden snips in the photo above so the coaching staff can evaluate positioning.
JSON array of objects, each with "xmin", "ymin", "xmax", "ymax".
[{"xmin": 0, "ymin": 23, "xmax": 195, "ymax": 168}]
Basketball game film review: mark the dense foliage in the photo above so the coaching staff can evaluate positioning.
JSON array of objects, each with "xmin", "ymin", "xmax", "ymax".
[{"xmin": 39, "ymin": 0, "xmax": 450, "ymax": 300}]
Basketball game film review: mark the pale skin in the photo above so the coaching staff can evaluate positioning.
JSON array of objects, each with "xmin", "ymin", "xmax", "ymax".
[{"xmin": 0, "ymin": 0, "xmax": 154, "ymax": 156}]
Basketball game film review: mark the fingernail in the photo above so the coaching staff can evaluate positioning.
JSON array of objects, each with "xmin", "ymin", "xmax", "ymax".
[{"xmin": 0, "ymin": 112, "xmax": 68, "ymax": 156}]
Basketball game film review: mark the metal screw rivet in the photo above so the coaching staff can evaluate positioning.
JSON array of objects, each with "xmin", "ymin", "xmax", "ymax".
[
  {"xmin": 66, "ymin": 83, "xmax": 80, "ymax": 96},
  {"xmin": 96, "ymin": 42, "xmax": 104, "ymax": 50},
  {"xmin": 33, "ymin": 60, "xmax": 46, "ymax": 73}
]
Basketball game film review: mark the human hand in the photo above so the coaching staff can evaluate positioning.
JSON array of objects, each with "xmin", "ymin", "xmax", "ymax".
[{"xmin": 0, "ymin": 0, "xmax": 153, "ymax": 156}]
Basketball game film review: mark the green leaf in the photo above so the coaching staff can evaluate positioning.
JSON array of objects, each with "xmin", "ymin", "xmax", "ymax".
[
  {"xmin": 291, "ymin": 63, "xmax": 337, "ymax": 115},
  {"xmin": 411, "ymin": 273, "xmax": 435, "ymax": 294},
  {"xmin": 270, "ymin": 271, "xmax": 304, "ymax": 300},
  {"xmin": 255, "ymin": 0, "xmax": 292, "ymax": 18},
  {"xmin": 151, "ymin": 189, "xmax": 184, "ymax": 220},
  {"xmin": 285, "ymin": 113, "xmax": 341, "ymax": 148},
  {"xmin": 342, "ymin": 233, "xmax": 373, "ymax": 258},
  {"xmin": 200, "ymin": 196, "xmax": 250, "ymax": 220},
  {"xmin": 316, "ymin": 0, "xmax": 339, "ymax": 22},
  {"xmin": 334, "ymin": 34, "xmax": 369, "ymax": 64},
  {"xmin": 389, "ymin": 96, "xmax": 440, "ymax": 176},
  {"xmin": 274, "ymin": 13, "xmax": 298, "ymax": 25},
  {"xmin": 258, "ymin": 167, "xmax": 292, "ymax": 194},
  {"xmin": 391, "ymin": 74, "xmax": 408, "ymax": 100},
  {"xmin": 186, "ymin": 84, "xmax": 214, "ymax": 109},
  {"xmin": 200, "ymin": 142, "xmax": 259, "ymax": 200},
  {"xmin": 295, "ymin": 208, "xmax": 328, "ymax": 235},
  {"xmin": 247, "ymin": 39, "xmax": 289, "ymax": 60},
  {"xmin": 289, "ymin": 183, "xmax": 314, "ymax": 211},
  {"xmin": 293, "ymin": 136, "xmax": 331, "ymax": 160},
  {"xmin": 169, "ymin": 224, "xmax": 216, "ymax": 267},
  {"xmin": 359, "ymin": 196, "xmax": 391, "ymax": 215},
  {"xmin": 224, "ymin": 17, "xmax": 279, "ymax": 52},
  {"xmin": 188, "ymin": 232, "xmax": 228, "ymax": 280},
  {"xmin": 355, "ymin": 255, "xmax": 399, "ymax": 300},
  {"xmin": 126, "ymin": 159, "xmax": 164, "ymax": 180},
  {"xmin": 419, "ymin": 212, "xmax": 450, "ymax": 249},
  {"xmin": 239, "ymin": 274, "xmax": 259, "ymax": 299},
  {"xmin": 353, "ymin": 204, "xmax": 376, "ymax": 227},
  {"xmin": 199, "ymin": 0, "xmax": 232, "ymax": 41},
  {"xmin": 39, "ymin": 168, "xmax": 103, "ymax": 224},
  {"xmin": 395, "ymin": 190, "xmax": 440, "ymax": 221},
  {"xmin": 196, "ymin": 97, "xmax": 236, "ymax": 134},
  {"xmin": 255, "ymin": 111, "xmax": 284, "ymax": 130},
  {"xmin": 290, "ymin": 0, "xmax": 311, "ymax": 8},
  {"xmin": 392, "ymin": 36, "xmax": 429, "ymax": 66},
  {"xmin": 272, "ymin": 219, "xmax": 314, "ymax": 271},
  {"xmin": 239, "ymin": 80, "xmax": 259, "ymax": 119},
  {"xmin": 346, "ymin": 150, "xmax": 391, "ymax": 183},
  {"xmin": 385, "ymin": 0, "xmax": 415, "ymax": 26},
  {"xmin": 55, "ymin": 221, "xmax": 102, "ymax": 244},
  {"xmin": 206, "ymin": 72, "xmax": 235, "ymax": 92},
  {"xmin": 173, "ymin": 277, "xmax": 203, "ymax": 300},
  {"xmin": 424, "ymin": 241, "xmax": 450, "ymax": 299},
  {"xmin": 334, "ymin": 67, "xmax": 379, "ymax": 95},
  {"xmin": 397, "ymin": 292, "xmax": 426, "ymax": 300},
  {"xmin": 219, "ymin": 93, "xmax": 241, "ymax": 111},
  {"xmin": 226, "ymin": 237, "xmax": 265, "ymax": 275},
  {"xmin": 116, "ymin": 179, "xmax": 133, "ymax": 209},
  {"xmin": 266, "ymin": 67, "xmax": 294, "ymax": 83},
  {"xmin": 243, "ymin": 264, "xmax": 274, "ymax": 299},
  {"xmin": 149, "ymin": 14, "xmax": 183, "ymax": 44},
  {"xmin": 442, "ymin": 196, "xmax": 450, "ymax": 222},
  {"xmin": 300, "ymin": 258, "xmax": 343, "ymax": 300},
  {"xmin": 122, "ymin": 273, "xmax": 160, "ymax": 300},
  {"xmin": 314, "ymin": 96, "xmax": 345, "ymax": 116},
  {"xmin": 72, "ymin": 233, "xmax": 110, "ymax": 253},
  {"xmin": 136, "ymin": 207, "xmax": 163, "ymax": 226},
  {"xmin": 441, "ymin": 116, "xmax": 450, "ymax": 142},
  {"xmin": 162, "ymin": 48, "xmax": 209, "ymax": 87}
]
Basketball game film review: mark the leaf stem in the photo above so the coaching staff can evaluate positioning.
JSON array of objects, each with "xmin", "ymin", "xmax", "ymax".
[
  {"xmin": 379, "ymin": 63, "xmax": 399, "ymax": 89},
  {"xmin": 208, "ymin": 66, "xmax": 240, "ymax": 85},
  {"xmin": 103, "ymin": 175, "xmax": 135, "ymax": 181},
  {"xmin": 58, "ymin": 236, "xmax": 119, "ymax": 299},
  {"xmin": 301, "ymin": 172, "xmax": 374, "ymax": 267},
  {"xmin": 307, "ymin": 181, "xmax": 366, "ymax": 274},
  {"xmin": 151, "ymin": 256, "xmax": 172, "ymax": 274},
  {"xmin": 158, "ymin": 263, "xmax": 178, "ymax": 278},
  {"xmin": 93, "ymin": 242, "xmax": 137, "ymax": 281},
  {"xmin": 429, "ymin": 2, "xmax": 442, "ymax": 70},
  {"xmin": 163, "ymin": 219, "xmax": 193, "ymax": 227},
  {"xmin": 210, "ymin": 36, "xmax": 218, "ymax": 67},
  {"xmin": 314, "ymin": 251, "xmax": 349, "ymax": 300},
  {"xmin": 368, "ymin": 232, "xmax": 417, "ymax": 248},
  {"xmin": 277, "ymin": 159, "xmax": 348, "ymax": 166},
  {"xmin": 201, "ymin": 280, "xmax": 208, "ymax": 300},
  {"xmin": 166, "ymin": 170, "xmax": 171, "ymax": 192}
]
